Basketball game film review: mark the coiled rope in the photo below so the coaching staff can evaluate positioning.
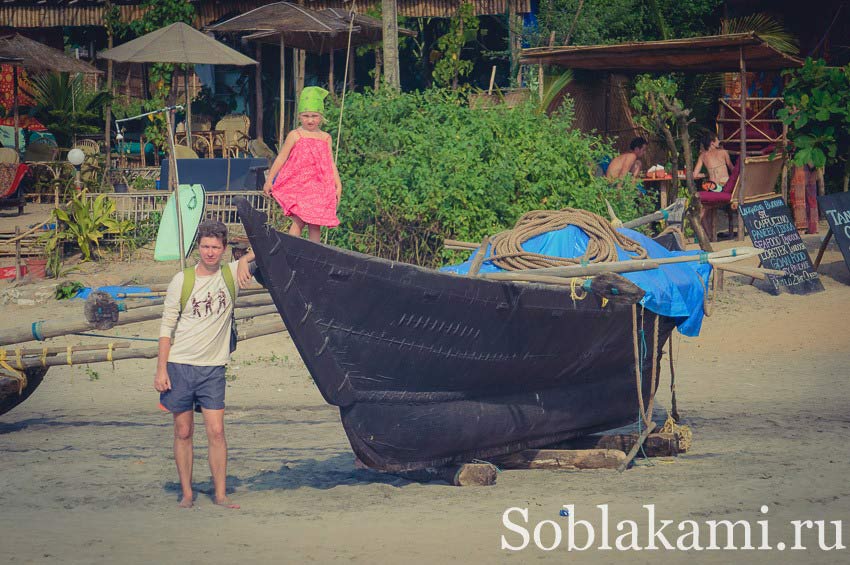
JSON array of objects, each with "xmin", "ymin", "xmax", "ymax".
[{"xmin": 487, "ymin": 208, "xmax": 648, "ymax": 271}]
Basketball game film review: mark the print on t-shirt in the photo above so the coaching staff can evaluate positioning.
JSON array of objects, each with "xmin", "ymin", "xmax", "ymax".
[{"xmin": 190, "ymin": 289, "xmax": 230, "ymax": 319}]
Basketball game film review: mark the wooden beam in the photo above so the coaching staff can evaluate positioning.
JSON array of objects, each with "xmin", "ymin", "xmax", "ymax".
[
  {"xmin": 254, "ymin": 42, "xmax": 263, "ymax": 141},
  {"xmin": 554, "ymin": 433, "xmax": 684, "ymax": 457},
  {"xmin": 394, "ymin": 463, "xmax": 497, "ymax": 486},
  {"xmin": 495, "ymin": 449, "xmax": 626, "ymax": 470}
]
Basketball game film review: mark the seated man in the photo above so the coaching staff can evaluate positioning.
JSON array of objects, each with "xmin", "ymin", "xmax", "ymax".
[{"xmin": 606, "ymin": 137, "xmax": 647, "ymax": 180}]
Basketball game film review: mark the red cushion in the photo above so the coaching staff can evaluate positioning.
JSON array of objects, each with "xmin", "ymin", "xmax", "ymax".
[{"xmin": 698, "ymin": 191, "xmax": 732, "ymax": 204}]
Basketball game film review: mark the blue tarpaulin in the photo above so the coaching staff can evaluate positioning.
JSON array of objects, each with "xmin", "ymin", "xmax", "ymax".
[
  {"xmin": 441, "ymin": 227, "xmax": 711, "ymax": 336},
  {"xmin": 75, "ymin": 286, "xmax": 153, "ymax": 300}
]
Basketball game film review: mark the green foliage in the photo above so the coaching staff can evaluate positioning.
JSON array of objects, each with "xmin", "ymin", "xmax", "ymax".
[
  {"xmin": 535, "ymin": 0, "xmax": 722, "ymax": 47},
  {"xmin": 777, "ymin": 59, "xmax": 850, "ymax": 169},
  {"xmin": 322, "ymin": 88, "xmax": 644, "ymax": 267},
  {"xmin": 432, "ymin": 3, "xmax": 480, "ymax": 88},
  {"xmin": 45, "ymin": 191, "xmax": 127, "ymax": 263},
  {"xmin": 54, "ymin": 280, "xmax": 85, "ymax": 300},
  {"xmin": 24, "ymin": 73, "xmax": 111, "ymax": 147},
  {"xmin": 631, "ymin": 75, "xmax": 681, "ymax": 149}
]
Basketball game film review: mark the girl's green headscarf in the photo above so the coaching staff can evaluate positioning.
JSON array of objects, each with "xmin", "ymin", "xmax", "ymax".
[{"xmin": 298, "ymin": 86, "xmax": 329, "ymax": 114}]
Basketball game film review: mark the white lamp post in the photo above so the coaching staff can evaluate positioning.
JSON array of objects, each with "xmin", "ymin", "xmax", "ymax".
[{"xmin": 67, "ymin": 148, "xmax": 86, "ymax": 192}]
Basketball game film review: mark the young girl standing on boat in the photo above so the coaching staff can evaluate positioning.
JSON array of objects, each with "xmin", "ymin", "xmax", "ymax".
[{"xmin": 263, "ymin": 86, "xmax": 342, "ymax": 243}]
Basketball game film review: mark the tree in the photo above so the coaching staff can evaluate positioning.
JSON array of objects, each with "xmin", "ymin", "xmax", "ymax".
[
  {"xmin": 432, "ymin": 2, "xmax": 480, "ymax": 89},
  {"xmin": 632, "ymin": 75, "xmax": 713, "ymax": 250},
  {"xmin": 382, "ymin": 0, "xmax": 401, "ymax": 90}
]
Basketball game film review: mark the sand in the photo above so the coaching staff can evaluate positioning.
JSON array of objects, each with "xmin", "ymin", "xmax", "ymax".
[{"xmin": 1, "ymin": 217, "xmax": 849, "ymax": 564}]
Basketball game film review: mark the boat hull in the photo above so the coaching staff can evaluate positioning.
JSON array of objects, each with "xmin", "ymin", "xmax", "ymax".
[{"xmin": 238, "ymin": 200, "xmax": 675, "ymax": 471}]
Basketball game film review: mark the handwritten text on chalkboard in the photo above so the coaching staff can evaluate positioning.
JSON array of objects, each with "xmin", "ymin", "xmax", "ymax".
[{"xmin": 739, "ymin": 197, "xmax": 823, "ymax": 294}]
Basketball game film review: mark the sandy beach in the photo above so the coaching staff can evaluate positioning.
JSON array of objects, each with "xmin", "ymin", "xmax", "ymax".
[{"xmin": 1, "ymin": 211, "xmax": 849, "ymax": 564}]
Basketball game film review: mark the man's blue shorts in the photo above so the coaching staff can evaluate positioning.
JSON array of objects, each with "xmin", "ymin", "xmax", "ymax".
[{"xmin": 159, "ymin": 362, "xmax": 226, "ymax": 413}]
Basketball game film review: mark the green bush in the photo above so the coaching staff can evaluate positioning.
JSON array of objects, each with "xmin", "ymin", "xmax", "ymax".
[{"xmin": 322, "ymin": 88, "xmax": 646, "ymax": 267}]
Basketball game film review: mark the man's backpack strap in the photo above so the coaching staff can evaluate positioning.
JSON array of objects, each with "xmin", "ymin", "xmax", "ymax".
[
  {"xmin": 179, "ymin": 266, "xmax": 195, "ymax": 315},
  {"xmin": 220, "ymin": 264, "xmax": 237, "ymax": 304}
]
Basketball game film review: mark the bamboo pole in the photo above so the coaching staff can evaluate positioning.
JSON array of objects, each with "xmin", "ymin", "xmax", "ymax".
[
  {"xmin": 479, "ymin": 247, "xmax": 764, "ymax": 281},
  {"xmin": 737, "ymin": 47, "xmax": 747, "ymax": 241},
  {"xmin": 164, "ymin": 109, "xmax": 186, "ymax": 269},
  {"xmin": 496, "ymin": 449, "xmax": 626, "ymax": 470},
  {"xmin": 12, "ymin": 320, "xmax": 286, "ymax": 370},
  {"xmin": 3, "ymin": 342, "xmax": 130, "ymax": 358},
  {"xmin": 0, "ymin": 294, "xmax": 276, "ymax": 347}
]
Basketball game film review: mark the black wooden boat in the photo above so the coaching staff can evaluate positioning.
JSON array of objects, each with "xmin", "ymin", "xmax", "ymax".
[{"xmin": 237, "ymin": 199, "xmax": 675, "ymax": 472}]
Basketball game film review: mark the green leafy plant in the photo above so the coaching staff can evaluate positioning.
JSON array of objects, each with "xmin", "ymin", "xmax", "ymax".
[
  {"xmin": 24, "ymin": 73, "xmax": 111, "ymax": 147},
  {"xmin": 85, "ymin": 366, "xmax": 100, "ymax": 381},
  {"xmin": 46, "ymin": 191, "xmax": 124, "ymax": 263},
  {"xmin": 55, "ymin": 280, "xmax": 85, "ymax": 300},
  {"xmin": 322, "ymin": 87, "xmax": 642, "ymax": 267},
  {"xmin": 432, "ymin": 3, "xmax": 481, "ymax": 89},
  {"xmin": 777, "ymin": 58, "xmax": 850, "ymax": 174}
]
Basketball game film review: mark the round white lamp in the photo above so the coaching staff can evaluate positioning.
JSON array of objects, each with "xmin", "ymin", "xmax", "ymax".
[
  {"xmin": 67, "ymin": 148, "xmax": 86, "ymax": 167},
  {"xmin": 67, "ymin": 148, "xmax": 86, "ymax": 191}
]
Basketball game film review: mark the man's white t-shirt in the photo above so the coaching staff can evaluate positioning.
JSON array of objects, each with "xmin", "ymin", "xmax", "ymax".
[{"xmin": 159, "ymin": 261, "xmax": 239, "ymax": 366}]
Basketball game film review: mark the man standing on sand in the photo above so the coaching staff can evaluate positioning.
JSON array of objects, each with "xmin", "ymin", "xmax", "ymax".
[
  {"xmin": 606, "ymin": 137, "xmax": 648, "ymax": 180},
  {"xmin": 154, "ymin": 220, "xmax": 256, "ymax": 509}
]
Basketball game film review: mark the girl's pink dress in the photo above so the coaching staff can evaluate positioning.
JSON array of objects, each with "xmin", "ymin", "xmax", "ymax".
[{"xmin": 270, "ymin": 132, "xmax": 340, "ymax": 227}]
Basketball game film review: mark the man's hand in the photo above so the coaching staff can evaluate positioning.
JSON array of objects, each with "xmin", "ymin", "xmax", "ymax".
[
  {"xmin": 262, "ymin": 181, "xmax": 272, "ymax": 198},
  {"xmin": 236, "ymin": 259, "xmax": 253, "ymax": 288},
  {"xmin": 154, "ymin": 368, "xmax": 171, "ymax": 392}
]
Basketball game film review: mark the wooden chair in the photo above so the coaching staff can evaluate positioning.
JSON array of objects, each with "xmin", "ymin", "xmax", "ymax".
[
  {"xmin": 0, "ymin": 163, "xmax": 30, "ymax": 216},
  {"xmin": 698, "ymin": 153, "xmax": 785, "ymax": 241},
  {"xmin": 214, "ymin": 114, "xmax": 251, "ymax": 158},
  {"xmin": 73, "ymin": 139, "xmax": 101, "ymax": 156},
  {"xmin": 171, "ymin": 144, "xmax": 199, "ymax": 159},
  {"xmin": 0, "ymin": 147, "xmax": 19, "ymax": 165}
]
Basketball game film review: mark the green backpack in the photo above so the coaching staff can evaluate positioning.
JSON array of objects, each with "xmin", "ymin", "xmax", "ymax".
[{"xmin": 179, "ymin": 265, "xmax": 238, "ymax": 352}]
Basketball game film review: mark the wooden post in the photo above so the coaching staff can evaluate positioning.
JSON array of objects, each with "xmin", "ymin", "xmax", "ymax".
[
  {"xmin": 12, "ymin": 66, "xmax": 19, "ymax": 156},
  {"xmin": 164, "ymin": 109, "xmax": 186, "ymax": 269},
  {"xmin": 14, "ymin": 226, "xmax": 21, "ymax": 281},
  {"xmin": 781, "ymin": 122, "xmax": 789, "ymax": 202},
  {"xmin": 255, "ymin": 42, "xmax": 263, "ymax": 141},
  {"xmin": 381, "ymin": 0, "xmax": 400, "ymax": 90},
  {"xmin": 295, "ymin": 49, "xmax": 306, "ymax": 126},
  {"xmin": 104, "ymin": 32, "xmax": 114, "ymax": 179},
  {"xmin": 737, "ymin": 48, "xmax": 747, "ymax": 241},
  {"xmin": 184, "ymin": 66, "xmax": 192, "ymax": 148},
  {"xmin": 328, "ymin": 50, "xmax": 335, "ymax": 97},
  {"xmin": 488, "ymin": 65, "xmax": 496, "ymax": 95},
  {"xmin": 813, "ymin": 229, "xmax": 833, "ymax": 271},
  {"xmin": 348, "ymin": 46, "xmax": 355, "ymax": 92},
  {"xmin": 279, "ymin": 34, "xmax": 286, "ymax": 149}
]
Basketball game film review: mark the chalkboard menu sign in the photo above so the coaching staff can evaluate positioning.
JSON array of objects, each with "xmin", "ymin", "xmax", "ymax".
[
  {"xmin": 738, "ymin": 197, "xmax": 824, "ymax": 295},
  {"xmin": 818, "ymin": 191, "xmax": 850, "ymax": 275}
]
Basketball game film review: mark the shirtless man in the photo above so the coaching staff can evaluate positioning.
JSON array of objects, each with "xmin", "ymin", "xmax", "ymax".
[
  {"xmin": 694, "ymin": 132, "xmax": 734, "ymax": 191},
  {"xmin": 606, "ymin": 137, "xmax": 647, "ymax": 179}
]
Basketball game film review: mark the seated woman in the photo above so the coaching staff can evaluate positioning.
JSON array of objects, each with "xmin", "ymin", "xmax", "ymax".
[{"xmin": 693, "ymin": 132, "xmax": 734, "ymax": 192}]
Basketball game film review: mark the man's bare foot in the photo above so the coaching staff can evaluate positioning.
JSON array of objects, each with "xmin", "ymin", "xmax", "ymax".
[
  {"xmin": 214, "ymin": 497, "xmax": 240, "ymax": 509},
  {"xmin": 178, "ymin": 496, "xmax": 194, "ymax": 509}
]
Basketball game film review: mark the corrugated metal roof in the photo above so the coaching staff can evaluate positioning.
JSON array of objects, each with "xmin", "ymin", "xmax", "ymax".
[{"xmin": 520, "ymin": 33, "xmax": 804, "ymax": 73}]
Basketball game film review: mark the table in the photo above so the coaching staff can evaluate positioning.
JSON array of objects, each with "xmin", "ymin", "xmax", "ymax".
[{"xmin": 640, "ymin": 173, "xmax": 705, "ymax": 209}]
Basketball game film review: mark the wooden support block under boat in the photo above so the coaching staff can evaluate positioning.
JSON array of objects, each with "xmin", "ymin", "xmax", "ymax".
[
  {"xmin": 393, "ymin": 463, "xmax": 498, "ymax": 486},
  {"xmin": 551, "ymin": 432, "xmax": 684, "ymax": 457},
  {"xmin": 494, "ymin": 449, "xmax": 627, "ymax": 470}
]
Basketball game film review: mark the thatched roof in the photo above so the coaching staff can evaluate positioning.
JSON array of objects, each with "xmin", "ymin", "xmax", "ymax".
[
  {"xmin": 0, "ymin": 1, "xmax": 531, "ymax": 28},
  {"xmin": 0, "ymin": 34, "xmax": 102, "ymax": 74},
  {"xmin": 520, "ymin": 33, "xmax": 804, "ymax": 73},
  {"xmin": 100, "ymin": 22, "xmax": 257, "ymax": 66},
  {"xmin": 240, "ymin": 7, "xmax": 416, "ymax": 51}
]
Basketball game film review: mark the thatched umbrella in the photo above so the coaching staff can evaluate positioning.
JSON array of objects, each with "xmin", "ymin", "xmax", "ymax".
[
  {"xmin": 207, "ymin": 2, "xmax": 355, "ymax": 146},
  {"xmin": 100, "ymin": 22, "xmax": 257, "ymax": 146},
  {"xmin": 0, "ymin": 34, "xmax": 101, "ymax": 154}
]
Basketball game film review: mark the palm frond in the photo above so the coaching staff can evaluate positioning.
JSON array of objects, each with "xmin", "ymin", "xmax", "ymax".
[
  {"xmin": 538, "ymin": 70, "xmax": 574, "ymax": 114},
  {"xmin": 721, "ymin": 13, "xmax": 799, "ymax": 56}
]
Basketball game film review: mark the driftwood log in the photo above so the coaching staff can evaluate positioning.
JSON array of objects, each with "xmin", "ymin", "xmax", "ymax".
[
  {"xmin": 552, "ymin": 433, "xmax": 684, "ymax": 457},
  {"xmin": 394, "ymin": 463, "xmax": 498, "ymax": 486},
  {"xmin": 494, "ymin": 449, "xmax": 626, "ymax": 470}
]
